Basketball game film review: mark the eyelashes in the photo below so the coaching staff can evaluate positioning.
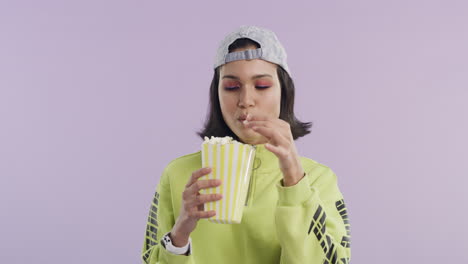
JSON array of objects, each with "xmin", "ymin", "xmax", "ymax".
[{"xmin": 224, "ymin": 86, "xmax": 270, "ymax": 91}]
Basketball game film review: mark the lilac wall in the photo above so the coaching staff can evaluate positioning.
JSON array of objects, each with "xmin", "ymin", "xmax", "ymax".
[{"xmin": 1, "ymin": 0, "xmax": 467, "ymax": 263}]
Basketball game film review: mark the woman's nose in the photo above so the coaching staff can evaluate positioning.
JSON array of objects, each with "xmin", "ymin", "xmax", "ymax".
[{"xmin": 238, "ymin": 88, "xmax": 255, "ymax": 108}]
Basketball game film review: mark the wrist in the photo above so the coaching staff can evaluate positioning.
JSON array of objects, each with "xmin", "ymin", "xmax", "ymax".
[
  {"xmin": 170, "ymin": 230, "xmax": 190, "ymax": 247},
  {"xmin": 283, "ymin": 169, "xmax": 305, "ymax": 187},
  {"xmin": 161, "ymin": 231, "xmax": 192, "ymax": 256}
]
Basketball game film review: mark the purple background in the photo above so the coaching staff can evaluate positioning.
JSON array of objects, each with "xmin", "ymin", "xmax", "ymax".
[{"xmin": 1, "ymin": 0, "xmax": 467, "ymax": 263}]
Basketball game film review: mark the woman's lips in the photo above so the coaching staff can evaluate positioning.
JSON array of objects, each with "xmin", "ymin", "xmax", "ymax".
[
  {"xmin": 238, "ymin": 119, "xmax": 253, "ymax": 130},
  {"xmin": 238, "ymin": 114, "xmax": 249, "ymax": 120}
]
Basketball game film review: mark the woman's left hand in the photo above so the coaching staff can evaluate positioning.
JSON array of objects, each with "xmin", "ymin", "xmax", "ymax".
[{"xmin": 243, "ymin": 113, "xmax": 305, "ymax": 187}]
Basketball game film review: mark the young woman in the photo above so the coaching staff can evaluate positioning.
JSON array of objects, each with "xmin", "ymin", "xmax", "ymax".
[{"xmin": 142, "ymin": 25, "xmax": 351, "ymax": 264}]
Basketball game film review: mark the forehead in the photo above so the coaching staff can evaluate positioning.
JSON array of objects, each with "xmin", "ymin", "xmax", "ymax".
[{"xmin": 219, "ymin": 59, "xmax": 277, "ymax": 80}]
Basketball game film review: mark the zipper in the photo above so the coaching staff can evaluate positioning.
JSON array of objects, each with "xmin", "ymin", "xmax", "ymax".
[
  {"xmin": 244, "ymin": 171, "xmax": 254, "ymax": 206},
  {"xmin": 245, "ymin": 160, "xmax": 259, "ymax": 206},
  {"xmin": 245, "ymin": 146, "xmax": 258, "ymax": 206}
]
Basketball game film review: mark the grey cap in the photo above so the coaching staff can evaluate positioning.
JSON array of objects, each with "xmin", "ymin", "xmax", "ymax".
[{"xmin": 213, "ymin": 25, "xmax": 292, "ymax": 77}]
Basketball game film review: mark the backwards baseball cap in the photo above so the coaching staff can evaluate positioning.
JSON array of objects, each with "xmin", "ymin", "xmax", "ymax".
[{"xmin": 213, "ymin": 25, "xmax": 292, "ymax": 77}]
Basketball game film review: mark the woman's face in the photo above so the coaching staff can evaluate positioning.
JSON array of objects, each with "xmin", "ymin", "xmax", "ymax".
[{"xmin": 218, "ymin": 47, "xmax": 281, "ymax": 145}]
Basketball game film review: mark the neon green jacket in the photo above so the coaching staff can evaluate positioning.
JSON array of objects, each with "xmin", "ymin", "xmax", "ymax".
[{"xmin": 142, "ymin": 144, "xmax": 351, "ymax": 264}]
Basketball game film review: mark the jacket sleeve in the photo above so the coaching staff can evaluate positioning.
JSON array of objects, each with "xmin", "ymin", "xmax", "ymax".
[
  {"xmin": 141, "ymin": 166, "xmax": 197, "ymax": 264},
  {"xmin": 274, "ymin": 167, "xmax": 351, "ymax": 264}
]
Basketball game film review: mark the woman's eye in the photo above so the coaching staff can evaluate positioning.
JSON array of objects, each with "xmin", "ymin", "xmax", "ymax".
[
  {"xmin": 225, "ymin": 86, "xmax": 239, "ymax": 91},
  {"xmin": 224, "ymin": 86, "xmax": 270, "ymax": 91}
]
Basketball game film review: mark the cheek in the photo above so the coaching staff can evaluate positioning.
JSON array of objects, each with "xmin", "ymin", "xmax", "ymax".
[
  {"xmin": 218, "ymin": 93, "xmax": 227, "ymax": 107},
  {"xmin": 218, "ymin": 93, "xmax": 236, "ymax": 114},
  {"xmin": 265, "ymin": 88, "xmax": 281, "ymax": 114},
  {"xmin": 264, "ymin": 89, "xmax": 281, "ymax": 104}
]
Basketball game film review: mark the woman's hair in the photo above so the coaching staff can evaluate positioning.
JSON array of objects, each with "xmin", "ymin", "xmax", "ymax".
[{"xmin": 196, "ymin": 38, "xmax": 312, "ymax": 142}]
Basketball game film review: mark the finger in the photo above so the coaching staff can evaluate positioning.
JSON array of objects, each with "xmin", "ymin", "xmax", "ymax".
[
  {"xmin": 185, "ymin": 167, "xmax": 212, "ymax": 188},
  {"xmin": 186, "ymin": 178, "xmax": 222, "ymax": 198},
  {"xmin": 247, "ymin": 114, "xmax": 291, "ymax": 129},
  {"xmin": 246, "ymin": 113, "xmax": 270, "ymax": 122},
  {"xmin": 251, "ymin": 125, "xmax": 282, "ymax": 144},
  {"xmin": 246, "ymin": 115, "xmax": 289, "ymax": 135},
  {"xmin": 254, "ymin": 126, "xmax": 291, "ymax": 153},
  {"xmin": 186, "ymin": 193, "xmax": 223, "ymax": 209},
  {"xmin": 190, "ymin": 210, "xmax": 217, "ymax": 219},
  {"xmin": 246, "ymin": 119, "xmax": 292, "ymax": 141},
  {"xmin": 243, "ymin": 120, "xmax": 271, "ymax": 128},
  {"xmin": 265, "ymin": 142, "xmax": 288, "ymax": 157}
]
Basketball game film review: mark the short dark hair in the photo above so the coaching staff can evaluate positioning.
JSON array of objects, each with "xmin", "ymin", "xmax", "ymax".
[{"xmin": 196, "ymin": 38, "xmax": 312, "ymax": 142}]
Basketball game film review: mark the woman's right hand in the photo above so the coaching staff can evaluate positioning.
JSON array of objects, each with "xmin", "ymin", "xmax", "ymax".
[{"xmin": 170, "ymin": 167, "xmax": 223, "ymax": 246}]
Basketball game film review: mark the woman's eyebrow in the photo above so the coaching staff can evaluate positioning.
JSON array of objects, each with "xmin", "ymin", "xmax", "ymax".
[{"xmin": 222, "ymin": 74, "xmax": 273, "ymax": 80}]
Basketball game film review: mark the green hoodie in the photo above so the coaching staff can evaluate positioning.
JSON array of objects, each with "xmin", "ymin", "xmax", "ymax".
[{"xmin": 142, "ymin": 144, "xmax": 351, "ymax": 264}]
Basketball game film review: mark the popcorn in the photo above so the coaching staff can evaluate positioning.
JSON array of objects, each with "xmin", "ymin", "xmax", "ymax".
[{"xmin": 203, "ymin": 136, "xmax": 240, "ymax": 145}]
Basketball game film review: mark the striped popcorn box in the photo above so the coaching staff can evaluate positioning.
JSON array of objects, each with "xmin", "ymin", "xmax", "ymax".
[{"xmin": 200, "ymin": 136, "xmax": 256, "ymax": 224}]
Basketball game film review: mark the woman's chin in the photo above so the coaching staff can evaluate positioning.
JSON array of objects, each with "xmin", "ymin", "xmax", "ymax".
[{"xmin": 238, "ymin": 132, "xmax": 265, "ymax": 145}]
